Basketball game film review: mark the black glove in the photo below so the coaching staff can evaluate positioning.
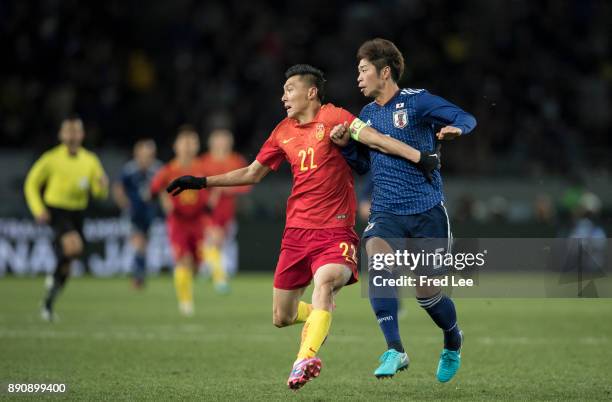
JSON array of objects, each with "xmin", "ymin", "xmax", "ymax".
[
  {"xmin": 166, "ymin": 175, "xmax": 207, "ymax": 196},
  {"xmin": 416, "ymin": 143, "xmax": 441, "ymax": 182}
]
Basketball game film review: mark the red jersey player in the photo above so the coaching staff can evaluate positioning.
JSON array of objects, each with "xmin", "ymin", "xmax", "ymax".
[
  {"xmin": 198, "ymin": 128, "xmax": 251, "ymax": 293},
  {"xmin": 166, "ymin": 65, "xmax": 438, "ymax": 389},
  {"xmin": 150, "ymin": 125, "xmax": 209, "ymax": 316}
]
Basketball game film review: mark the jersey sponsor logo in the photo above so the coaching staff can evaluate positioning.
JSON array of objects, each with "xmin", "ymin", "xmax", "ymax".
[
  {"xmin": 395, "ymin": 102, "xmax": 404, "ymax": 109},
  {"xmin": 393, "ymin": 109, "xmax": 408, "ymax": 128},
  {"xmin": 282, "ymin": 137, "xmax": 296, "ymax": 144},
  {"xmin": 364, "ymin": 222, "xmax": 375, "ymax": 232},
  {"xmin": 336, "ymin": 214, "xmax": 347, "ymax": 220},
  {"xmin": 315, "ymin": 123, "xmax": 325, "ymax": 141}
]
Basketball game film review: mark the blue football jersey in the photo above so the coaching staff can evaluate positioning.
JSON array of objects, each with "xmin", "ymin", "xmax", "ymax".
[
  {"xmin": 120, "ymin": 159, "xmax": 162, "ymax": 216},
  {"xmin": 358, "ymin": 88, "xmax": 476, "ymax": 215}
]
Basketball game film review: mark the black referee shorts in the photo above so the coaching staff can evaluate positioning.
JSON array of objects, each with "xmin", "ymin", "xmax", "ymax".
[{"xmin": 47, "ymin": 206, "xmax": 85, "ymax": 239}]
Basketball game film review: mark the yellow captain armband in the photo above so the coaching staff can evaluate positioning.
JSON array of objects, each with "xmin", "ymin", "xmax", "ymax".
[{"xmin": 349, "ymin": 118, "xmax": 367, "ymax": 142}]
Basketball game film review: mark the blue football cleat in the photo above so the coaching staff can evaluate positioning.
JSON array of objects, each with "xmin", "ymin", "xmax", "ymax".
[
  {"xmin": 436, "ymin": 331, "xmax": 463, "ymax": 382},
  {"xmin": 374, "ymin": 349, "xmax": 409, "ymax": 378}
]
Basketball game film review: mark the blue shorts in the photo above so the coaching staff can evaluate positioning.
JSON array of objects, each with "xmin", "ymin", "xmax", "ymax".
[
  {"xmin": 363, "ymin": 203, "xmax": 452, "ymax": 278},
  {"xmin": 364, "ymin": 203, "xmax": 451, "ymax": 239},
  {"xmin": 130, "ymin": 213, "xmax": 154, "ymax": 234}
]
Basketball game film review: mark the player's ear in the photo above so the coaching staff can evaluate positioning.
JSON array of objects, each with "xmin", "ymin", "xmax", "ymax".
[
  {"xmin": 381, "ymin": 66, "xmax": 391, "ymax": 80},
  {"xmin": 308, "ymin": 86, "xmax": 318, "ymax": 101}
]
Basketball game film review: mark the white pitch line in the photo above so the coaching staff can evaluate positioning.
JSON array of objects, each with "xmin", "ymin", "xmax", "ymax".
[{"xmin": 0, "ymin": 329, "xmax": 608, "ymax": 345}]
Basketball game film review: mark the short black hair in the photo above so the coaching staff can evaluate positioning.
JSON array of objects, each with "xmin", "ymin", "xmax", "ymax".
[
  {"xmin": 357, "ymin": 38, "xmax": 405, "ymax": 82},
  {"xmin": 63, "ymin": 113, "xmax": 82, "ymax": 122},
  {"xmin": 175, "ymin": 124, "xmax": 198, "ymax": 140},
  {"xmin": 134, "ymin": 138, "xmax": 156, "ymax": 149},
  {"xmin": 285, "ymin": 64, "xmax": 326, "ymax": 102}
]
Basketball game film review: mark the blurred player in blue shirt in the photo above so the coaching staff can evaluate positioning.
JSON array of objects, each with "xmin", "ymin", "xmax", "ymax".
[
  {"xmin": 113, "ymin": 139, "xmax": 162, "ymax": 288},
  {"xmin": 332, "ymin": 38, "xmax": 476, "ymax": 382}
]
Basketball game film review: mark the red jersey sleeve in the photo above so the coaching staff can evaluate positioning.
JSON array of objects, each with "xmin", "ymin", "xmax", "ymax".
[
  {"xmin": 325, "ymin": 104, "xmax": 357, "ymax": 126},
  {"xmin": 255, "ymin": 123, "xmax": 285, "ymax": 171}
]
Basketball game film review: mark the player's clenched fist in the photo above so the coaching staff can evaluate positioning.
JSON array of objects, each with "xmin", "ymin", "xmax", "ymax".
[
  {"xmin": 416, "ymin": 143, "xmax": 442, "ymax": 182},
  {"xmin": 166, "ymin": 175, "xmax": 207, "ymax": 196},
  {"xmin": 436, "ymin": 125, "xmax": 462, "ymax": 140},
  {"xmin": 329, "ymin": 122, "xmax": 350, "ymax": 147}
]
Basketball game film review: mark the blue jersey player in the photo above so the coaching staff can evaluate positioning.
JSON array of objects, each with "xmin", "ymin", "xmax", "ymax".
[
  {"xmin": 332, "ymin": 38, "xmax": 476, "ymax": 383},
  {"xmin": 113, "ymin": 139, "xmax": 162, "ymax": 288}
]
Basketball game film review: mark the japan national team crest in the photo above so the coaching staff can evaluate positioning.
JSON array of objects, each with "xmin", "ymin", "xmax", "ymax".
[
  {"xmin": 315, "ymin": 123, "xmax": 325, "ymax": 141},
  {"xmin": 393, "ymin": 109, "xmax": 408, "ymax": 128}
]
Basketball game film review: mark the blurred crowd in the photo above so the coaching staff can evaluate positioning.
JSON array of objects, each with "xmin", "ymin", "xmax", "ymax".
[{"xmin": 1, "ymin": 0, "xmax": 611, "ymax": 176}]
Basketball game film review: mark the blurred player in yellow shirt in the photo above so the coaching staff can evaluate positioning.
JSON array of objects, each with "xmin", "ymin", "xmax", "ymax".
[{"xmin": 24, "ymin": 115, "xmax": 109, "ymax": 321}]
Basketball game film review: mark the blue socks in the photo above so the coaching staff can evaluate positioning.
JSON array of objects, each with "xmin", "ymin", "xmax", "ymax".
[
  {"xmin": 417, "ymin": 292, "xmax": 462, "ymax": 351},
  {"xmin": 369, "ymin": 256, "xmax": 405, "ymax": 353},
  {"xmin": 133, "ymin": 253, "xmax": 146, "ymax": 281},
  {"xmin": 370, "ymin": 296, "xmax": 404, "ymax": 352},
  {"xmin": 370, "ymin": 290, "xmax": 462, "ymax": 352}
]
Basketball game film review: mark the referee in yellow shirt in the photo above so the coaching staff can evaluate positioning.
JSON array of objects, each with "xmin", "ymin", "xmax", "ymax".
[{"xmin": 24, "ymin": 115, "xmax": 109, "ymax": 321}]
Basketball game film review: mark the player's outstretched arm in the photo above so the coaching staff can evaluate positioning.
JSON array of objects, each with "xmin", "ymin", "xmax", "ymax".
[
  {"xmin": 207, "ymin": 160, "xmax": 271, "ymax": 187},
  {"xmin": 166, "ymin": 160, "xmax": 271, "ymax": 196},
  {"xmin": 358, "ymin": 125, "xmax": 441, "ymax": 181},
  {"xmin": 330, "ymin": 121, "xmax": 440, "ymax": 181},
  {"xmin": 330, "ymin": 121, "xmax": 421, "ymax": 162},
  {"xmin": 360, "ymin": 125, "xmax": 422, "ymax": 161}
]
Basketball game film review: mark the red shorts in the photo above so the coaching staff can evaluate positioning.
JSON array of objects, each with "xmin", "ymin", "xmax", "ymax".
[
  {"xmin": 273, "ymin": 227, "xmax": 360, "ymax": 290},
  {"xmin": 167, "ymin": 218, "xmax": 205, "ymax": 263}
]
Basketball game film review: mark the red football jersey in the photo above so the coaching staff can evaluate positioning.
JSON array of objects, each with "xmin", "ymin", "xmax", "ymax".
[
  {"xmin": 150, "ymin": 159, "xmax": 209, "ymax": 221},
  {"xmin": 198, "ymin": 152, "xmax": 251, "ymax": 225},
  {"xmin": 256, "ymin": 103, "xmax": 357, "ymax": 229}
]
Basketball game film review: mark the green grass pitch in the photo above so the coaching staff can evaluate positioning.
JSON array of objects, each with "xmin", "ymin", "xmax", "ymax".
[{"xmin": 1, "ymin": 275, "xmax": 611, "ymax": 401}]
